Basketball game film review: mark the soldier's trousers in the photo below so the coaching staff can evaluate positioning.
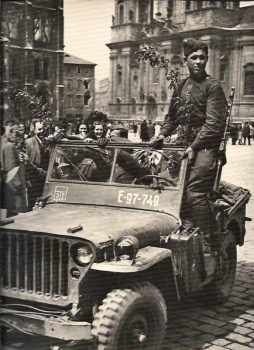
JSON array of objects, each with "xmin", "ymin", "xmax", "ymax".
[{"xmin": 182, "ymin": 148, "xmax": 218, "ymax": 242}]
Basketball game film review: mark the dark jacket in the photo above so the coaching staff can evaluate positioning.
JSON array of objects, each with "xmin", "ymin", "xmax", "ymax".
[{"xmin": 161, "ymin": 74, "xmax": 227, "ymax": 150}]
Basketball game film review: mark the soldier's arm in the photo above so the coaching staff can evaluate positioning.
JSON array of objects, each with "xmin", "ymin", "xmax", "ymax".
[
  {"xmin": 160, "ymin": 88, "xmax": 179, "ymax": 137},
  {"xmin": 191, "ymin": 82, "xmax": 227, "ymax": 151}
]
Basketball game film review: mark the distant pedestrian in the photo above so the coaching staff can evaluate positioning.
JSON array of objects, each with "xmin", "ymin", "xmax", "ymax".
[
  {"xmin": 1, "ymin": 122, "xmax": 27, "ymax": 217},
  {"xmin": 249, "ymin": 123, "xmax": 254, "ymax": 143},
  {"xmin": 25, "ymin": 120, "xmax": 49, "ymax": 209},
  {"xmin": 242, "ymin": 122, "xmax": 251, "ymax": 145},
  {"xmin": 154, "ymin": 122, "xmax": 161, "ymax": 137},
  {"xmin": 238, "ymin": 124, "xmax": 243, "ymax": 145},
  {"xmin": 131, "ymin": 122, "xmax": 137, "ymax": 135},
  {"xmin": 140, "ymin": 120, "xmax": 149, "ymax": 142},
  {"xmin": 147, "ymin": 120, "xmax": 155, "ymax": 141}
]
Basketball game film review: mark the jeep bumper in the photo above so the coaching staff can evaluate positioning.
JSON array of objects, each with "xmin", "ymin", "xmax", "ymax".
[{"xmin": 0, "ymin": 308, "xmax": 94, "ymax": 342}]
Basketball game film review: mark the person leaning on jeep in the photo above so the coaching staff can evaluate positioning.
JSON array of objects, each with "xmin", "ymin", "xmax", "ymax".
[{"xmin": 152, "ymin": 38, "xmax": 227, "ymax": 253}]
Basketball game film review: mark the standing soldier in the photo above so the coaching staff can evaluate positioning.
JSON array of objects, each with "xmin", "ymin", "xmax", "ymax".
[{"xmin": 153, "ymin": 38, "xmax": 227, "ymax": 262}]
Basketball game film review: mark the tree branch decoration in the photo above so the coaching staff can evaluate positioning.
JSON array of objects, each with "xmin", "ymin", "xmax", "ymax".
[{"xmin": 135, "ymin": 46, "xmax": 194, "ymax": 128}]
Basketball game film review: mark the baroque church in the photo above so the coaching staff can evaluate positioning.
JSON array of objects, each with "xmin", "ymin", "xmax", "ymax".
[{"xmin": 107, "ymin": 0, "xmax": 254, "ymax": 123}]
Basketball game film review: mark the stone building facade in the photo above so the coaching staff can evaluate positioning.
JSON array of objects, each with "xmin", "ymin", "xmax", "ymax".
[
  {"xmin": 107, "ymin": 0, "xmax": 254, "ymax": 123},
  {"xmin": 1, "ymin": 0, "xmax": 64, "ymax": 122},
  {"xmin": 95, "ymin": 78, "xmax": 111, "ymax": 114},
  {"xmin": 64, "ymin": 53, "xmax": 96, "ymax": 121}
]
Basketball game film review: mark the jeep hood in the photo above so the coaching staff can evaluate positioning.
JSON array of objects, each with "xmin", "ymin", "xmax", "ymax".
[{"xmin": 3, "ymin": 203, "xmax": 180, "ymax": 247}]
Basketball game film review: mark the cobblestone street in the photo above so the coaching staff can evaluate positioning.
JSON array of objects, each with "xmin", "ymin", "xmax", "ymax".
[{"xmin": 3, "ymin": 144, "xmax": 254, "ymax": 350}]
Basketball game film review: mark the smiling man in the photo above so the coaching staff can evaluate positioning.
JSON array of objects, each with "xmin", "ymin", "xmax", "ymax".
[{"xmin": 153, "ymin": 38, "xmax": 227, "ymax": 265}]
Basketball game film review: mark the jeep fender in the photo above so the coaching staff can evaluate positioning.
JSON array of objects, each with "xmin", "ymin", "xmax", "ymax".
[{"xmin": 91, "ymin": 246, "xmax": 171, "ymax": 273}]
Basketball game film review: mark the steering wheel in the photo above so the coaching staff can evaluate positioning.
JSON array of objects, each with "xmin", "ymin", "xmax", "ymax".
[{"xmin": 132, "ymin": 174, "xmax": 176, "ymax": 186}]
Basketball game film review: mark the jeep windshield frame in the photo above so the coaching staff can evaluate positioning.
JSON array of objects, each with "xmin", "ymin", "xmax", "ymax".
[{"xmin": 45, "ymin": 141, "xmax": 188, "ymax": 218}]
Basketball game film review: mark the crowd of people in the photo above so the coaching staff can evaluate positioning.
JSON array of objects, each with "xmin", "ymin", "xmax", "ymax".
[
  {"xmin": 0, "ymin": 116, "xmax": 161, "ymax": 219},
  {"xmin": 229, "ymin": 121, "xmax": 254, "ymax": 145}
]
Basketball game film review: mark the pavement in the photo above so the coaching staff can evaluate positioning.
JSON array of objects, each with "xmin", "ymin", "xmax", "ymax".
[{"xmin": 3, "ymin": 143, "xmax": 254, "ymax": 350}]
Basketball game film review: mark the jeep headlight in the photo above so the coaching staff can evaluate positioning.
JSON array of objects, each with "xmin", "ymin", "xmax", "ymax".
[
  {"xmin": 115, "ymin": 236, "xmax": 139, "ymax": 261},
  {"xmin": 71, "ymin": 243, "xmax": 94, "ymax": 266}
]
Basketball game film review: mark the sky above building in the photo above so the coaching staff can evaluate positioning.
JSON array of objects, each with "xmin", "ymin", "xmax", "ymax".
[
  {"xmin": 64, "ymin": 0, "xmax": 114, "ymax": 83},
  {"xmin": 64, "ymin": 0, "xmax": 253, "ymax": 83}
]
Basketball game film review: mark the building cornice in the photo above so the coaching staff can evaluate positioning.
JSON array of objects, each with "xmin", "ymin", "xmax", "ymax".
[{"xmin": 107, "ymin": 26, "xmax": 254, "ymax": 49}]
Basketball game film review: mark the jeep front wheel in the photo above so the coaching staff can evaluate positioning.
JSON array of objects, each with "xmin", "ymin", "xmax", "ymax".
[{"xmin": 92, "ymin": 282, "xmax": 167, "ymax": 350}]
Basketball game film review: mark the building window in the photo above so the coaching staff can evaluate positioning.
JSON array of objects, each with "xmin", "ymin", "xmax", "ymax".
[
  {"xmin": 76, "ymin": 95, "xmax": 82, "ymax": 106},
  {"xmin": 117, "ymin": 65, "xmax": 122, "ymax": 85},
  {"xmin": 84, "ymin": 90, "xmax": 91, "ymax": 105},
  {"xmin": 77, "ymin": 65, "xmax": 81, "ymax": 73},
  {"xmin": 219, "ymin": 54, "xmax": 228, "ymax": 82},
  {"xmin": 84, "ymin": 79, "xmax": 89, "ymax": 89},
  {"xmin": 33, "ymin": 14, "xmax": 52, "ymax": 44},
  {"xmin": 67, "ymin": 95, "xmax": 73, "ymax": 108},
  {"xmin": 129, "ymin": 10, "xmax": 134, "ymax": 22},
  {"xmin": 119, "ymin": 4, "xmax": 124, "ymax": 24},
  {"xmin": 219, "ymin": 62, "xmax": 227, "ymax": 82},
  {"xmin": 152, "ymin": 67, "xmax": 160, "ymax": 84},
  {"xmin": 139, "ymin": 87, "xmax": 145, "ymax": 101},
  {"xmin": 77, "ymin": 79, "xmax": 82, "ymax": 90},
  {"xmin": 67, "ymin": 79, "xmax": 73, "ymax": 89},
  {"xmin": 197, "ymin": 1, "xmax": 203, "ymax": 10},
  {"xmin": 244, "ymin": 63, "xmax": 254, "ymax": 95},
  {"xmin": 185, "ymin": 0, "xmax": 191, "ymax": 11},
  {"xmin": 43, "ymin": 58, "xmax": 49, "ymax": 80},
  {"xmin": 34, "ymin": 58, "xmax": 41, "ymax": 79},
  {"xmin": 209, "ymin": 0, "xmax": 217, "ymax": 6},
  {"xmin": 139, "ymin": 0, "xmax": 148, "ymax": 23}
]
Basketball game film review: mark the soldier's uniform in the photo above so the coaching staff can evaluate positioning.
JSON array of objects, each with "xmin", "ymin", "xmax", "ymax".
[{"xmin": 160, "ymin": 40, "xmax": 227, "ymax": 245}]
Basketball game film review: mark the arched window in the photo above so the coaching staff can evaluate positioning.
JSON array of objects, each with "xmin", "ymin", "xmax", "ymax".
[
  {"xmin": 117, "ymin": 65, "xmax": 122, "ymax": 85},
  {"xmin": 152, "ymin": 67, "xmax": 160, "ymax": 84},
  {"xmin": 219, "ymin": 54, "xmax": 228, "ymax": 82},
  {"xmin": 244, "ymin": 63, "xmax": 254, "ymax": 96},
  {"xmin": 119, "ymin": 4, "xmax": 124, "ymax": 24},
  {"xmin": 129, "ymin": 10, "xmax": 134, "ymax": 22}
]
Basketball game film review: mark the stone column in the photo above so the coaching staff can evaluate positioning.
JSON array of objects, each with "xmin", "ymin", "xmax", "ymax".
[
  {"xmin": 0, "ymin": 35, "xmax": 10, "ymax": 122},
  {"xmin": 55, "ymin": 0, "xmax": 64, "ymax": 120}
]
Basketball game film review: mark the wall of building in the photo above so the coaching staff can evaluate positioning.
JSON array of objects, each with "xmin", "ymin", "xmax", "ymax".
[
  {"xmin": 64, "ymin": 61, "xmax": 95, "ymax": 121},
  {"xmin": 1, "ymin": 0, "xmax": 64, "ymax": 122}
]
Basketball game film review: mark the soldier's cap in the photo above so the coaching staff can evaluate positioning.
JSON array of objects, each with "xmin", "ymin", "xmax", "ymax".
[{"xmin": 183, "ymin": 38, "xmax": 208, "ymax": 58}]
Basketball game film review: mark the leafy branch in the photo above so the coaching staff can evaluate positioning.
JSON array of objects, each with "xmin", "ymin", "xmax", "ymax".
[{"xmin": 135, "ymin": 46, "xmax": 194, "ymax": 126}]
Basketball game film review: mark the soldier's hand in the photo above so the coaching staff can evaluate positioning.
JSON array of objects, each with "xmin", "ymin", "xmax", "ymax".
[
  {"xmin": 183, "ymin": 146, "xmax": 195, "ymax": 163},
  {"xmin": 150, "ymin": 135, "xmax": 165, "ymax": 149},
  {"xmin": 38, "ymin": 167, "xmax": 47, "ymax": 177}
]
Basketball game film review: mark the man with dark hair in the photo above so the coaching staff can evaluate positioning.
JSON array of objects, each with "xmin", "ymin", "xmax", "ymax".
[
  {"xmin": 25, "ymin": 121, "xmax": 49, "ymax": 209},
  {"xmin": 153, "ymin": 38, "xmax": 227, "ymax": 262}
]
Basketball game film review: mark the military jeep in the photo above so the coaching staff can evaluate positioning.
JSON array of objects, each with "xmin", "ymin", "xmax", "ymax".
[{"xmin": 0, "ymin": 140, "xmax": 251, "ymax": 350}]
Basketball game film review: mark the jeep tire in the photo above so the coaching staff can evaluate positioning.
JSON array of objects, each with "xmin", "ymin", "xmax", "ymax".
[
  {"xmin": 92, "ymin": 282, "xmax": 167, "ymax": 350},
  {"xmin": 205, "ymin": 229, "xmax": 237, "ymax": 304}
]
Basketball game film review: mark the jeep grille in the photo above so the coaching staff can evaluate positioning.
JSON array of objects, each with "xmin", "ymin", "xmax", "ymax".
[{"xmin": 0, "ymin": 231, "xmax": 71, "ymax": 305}]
